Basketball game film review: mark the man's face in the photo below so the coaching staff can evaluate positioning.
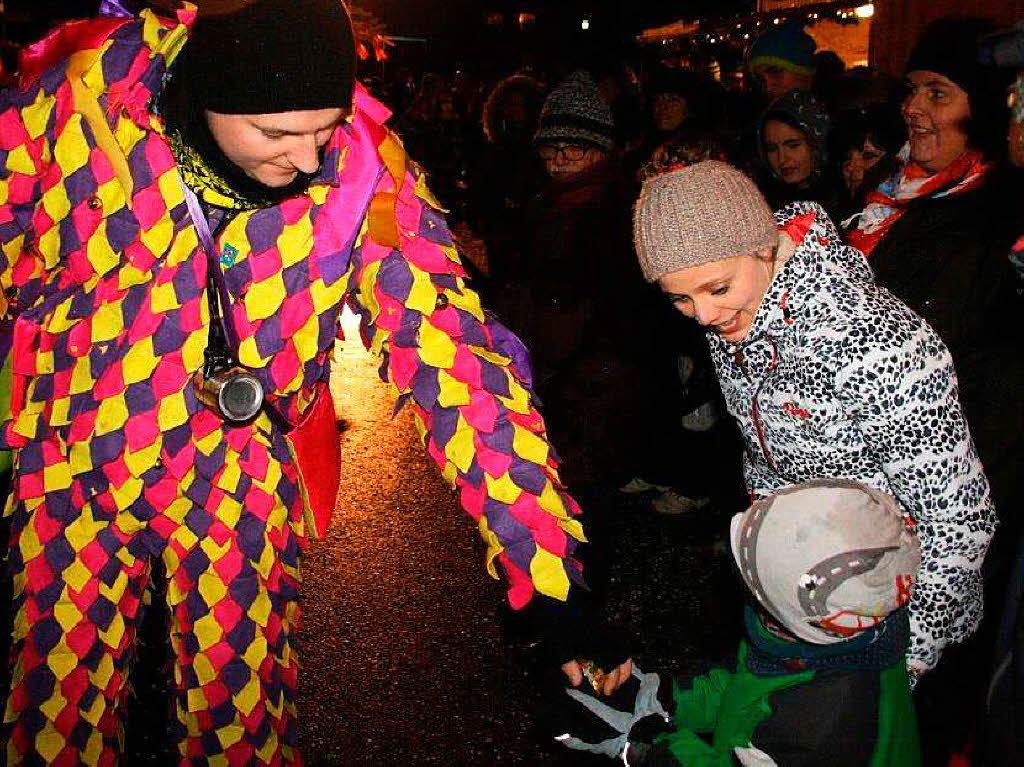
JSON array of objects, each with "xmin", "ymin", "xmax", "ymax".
[
  {"xmin": 755, "ymin": 65, "xmax": 812, "ymax": 99},
  {"xmin": 206, "ymin": 107, "xmax": 347, "ymax": 187},
  {"xmin": 538, "ymin": 142, "xmax": 607, "ymax": 180}
]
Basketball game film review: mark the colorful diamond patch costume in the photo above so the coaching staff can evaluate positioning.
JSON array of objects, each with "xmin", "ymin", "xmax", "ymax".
[{"xmin": 0, "ymin": 7, "xmax": 585, "ymax": 764}]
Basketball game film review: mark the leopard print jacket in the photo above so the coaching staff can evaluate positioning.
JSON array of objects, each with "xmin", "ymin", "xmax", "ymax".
[{"xmin": 708, "ymin": 201, "xmax": 996, "ymax": 672}]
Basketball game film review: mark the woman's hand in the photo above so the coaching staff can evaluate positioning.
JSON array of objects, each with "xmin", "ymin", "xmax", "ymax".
[{"xmin": 561, "ymin": 658, "xmax": 634, "ymax": 696}]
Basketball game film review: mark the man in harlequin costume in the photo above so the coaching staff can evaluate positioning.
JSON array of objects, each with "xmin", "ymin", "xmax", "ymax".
[{"xmin": 0, "ymin": 1, "xmax": 632, "ymax": 763}]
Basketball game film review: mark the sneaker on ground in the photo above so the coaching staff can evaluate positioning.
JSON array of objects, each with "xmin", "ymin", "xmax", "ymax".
[
  {"xmin": 619, "ymin": 477, "xmax": 671, "ymax": 495},
  {"xmin": 651, "ymin": 489, "xmax": 710, "ymax": 515},
  {"xmin": 681, "ymin": 401, "xmax": 719, "ymax": 433}
]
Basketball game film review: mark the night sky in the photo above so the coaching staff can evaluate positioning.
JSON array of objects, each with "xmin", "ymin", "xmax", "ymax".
[
  {"xmin": 1, "ymin": 0, "xmax": 755, "ymax": 70},
  {"xmin": 367, "ymin": 0, "xmax": 753, "ymax": 39}
]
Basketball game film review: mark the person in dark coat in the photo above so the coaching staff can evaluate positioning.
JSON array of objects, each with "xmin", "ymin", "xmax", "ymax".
[
  {"xmin": 846, "ymin": 19, "xmax": 1024, "ymax": 764},
  {"xmin": 501, "ymin": 71, "xmax": 655, "ymax": 497}
]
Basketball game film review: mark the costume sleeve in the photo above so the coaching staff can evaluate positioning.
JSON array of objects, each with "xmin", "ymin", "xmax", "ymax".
[
  {"xmin": 742, "ymin": 451, "xmax": 785, "ymax": 500},
  {"xmin": 342, "ymin": 138, "xmax": 586, "ymax": 609},
  {"xmin": 836, "ymin": 312, "xmax": 996, "ymax": 672},
  {"xmin": 0, "ymin": 89, "xmax": 48, "ymax": 323},
  {"xmin": 0, "ymin": 86, "xmax": 50, "ymax": 449},
  {"xmin": 670, "ymin": 668, "xmax": 733, "ymax": 734}
]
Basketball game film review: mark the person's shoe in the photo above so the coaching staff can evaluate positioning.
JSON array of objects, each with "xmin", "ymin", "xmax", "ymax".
[
  {"xmin": 651, "ymin": 489, "xmax": 710, "ymax": 516},
  {"xmin": 681, "ymin": 401, "xmax": 719, "ymax": 432},
  {"xmin": 619, "ymin": 477, "xmax": 669, "ymax": 495}
]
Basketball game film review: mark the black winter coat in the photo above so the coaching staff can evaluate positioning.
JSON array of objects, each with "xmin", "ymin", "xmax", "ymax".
[{"xmin": 868, "ymin": 180, "xmax": 1024, "ymax": 557}]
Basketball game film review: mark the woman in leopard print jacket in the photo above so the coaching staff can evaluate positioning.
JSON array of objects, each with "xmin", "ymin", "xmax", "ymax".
[{"xmin": 633, "ymin": 161, "xmax": 996, "ymax": 677}]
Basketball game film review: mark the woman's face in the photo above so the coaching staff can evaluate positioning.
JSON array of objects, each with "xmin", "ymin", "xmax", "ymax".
[
  {"xmin": 763, "ymin": 119, "xmax": 814, "ymax": 187},
  {"xmin": 653, "ymin": 93, "xmax": 688, "ymax": 132},
  {"xmin": 842, "ymin": 136, "xmax": 886, "ymax": 194},
  {"xmin": 902, "ymin": 70, "xmax": 971, "ymax": 174},
  {"xmin": 539, "ymin": 142, "xmax": 607, "ymax": 180},
  {"xmin": 658, "ymin": 251, "xmax": 776, "ymax": 343}
]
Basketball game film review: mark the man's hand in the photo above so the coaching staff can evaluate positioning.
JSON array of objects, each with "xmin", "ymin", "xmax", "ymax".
[{"xmin": 562, "ymin": 658, "xmax": 634, "ymax": 696}]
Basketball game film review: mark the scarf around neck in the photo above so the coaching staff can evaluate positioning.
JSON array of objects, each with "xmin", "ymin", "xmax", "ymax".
[{"xmin": 845, "ymin": 145, "xmax": 990, "ymax": 257}]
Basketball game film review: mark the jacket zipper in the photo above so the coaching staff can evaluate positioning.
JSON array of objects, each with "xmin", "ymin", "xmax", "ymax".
[{"xmin": 742, "ymin": 338, "xmax": 779, "ymax": 472}]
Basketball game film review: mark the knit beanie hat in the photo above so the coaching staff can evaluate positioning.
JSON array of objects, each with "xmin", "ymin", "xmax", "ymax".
[
  {"xmin": 535, "ymin": 70, "xmax": 616, "ymax": 151},
  {"xmin": 730, "ymin": 480, "xmax": 920, "ymax": 645},
  {"xmin": 185, "ymin": 0, "xmax": 357, "ymax": 114},
  {"xmin": 760, "ymin": 90, "xmax": 832, "ymax": 169},
  {"xmin": 748, "ymin": 23, "xmax": 817, "ymax": 75},
  {"xmin": 905, "ymin": 18, "xmax": 995, "ymax": 103},
  {"xmin": 633, "ymin": 161, "xmax": 778, "ymax": 282}
]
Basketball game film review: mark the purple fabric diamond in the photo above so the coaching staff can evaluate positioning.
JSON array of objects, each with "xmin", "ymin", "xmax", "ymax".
[
  {"xmin": 479, "ymin": 360, "xmax": 510, "ymax": 399},
  {"xmin": 245, "ymin": 207, "xmax": 285, "ymax": 255},
  {"xmin": 377, "ymin": 254, "xmax": 413, "ymax": 302},
  {"xmin": 431, "ymin": 406, "xmax": 459, "ymax": 448},
  {"xmin": 509, "ymin": 457, "xmax": 547, "ymax": 495},
  {"xmin": 152, "ymin": 317, "xmax": 188, "ymax": 356},
  {"xmin": 411, "ymin": 366, "xmax": 440, "ymax": 410}
]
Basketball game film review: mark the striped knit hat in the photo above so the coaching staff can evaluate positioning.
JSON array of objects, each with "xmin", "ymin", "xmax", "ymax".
[
  {"xmin": 748, "ymin": 23, "xmax": 817, "ymax": 76},
  {"xmin": 535, "ymin": 70, "xmax": 616, "ymax": 151}
]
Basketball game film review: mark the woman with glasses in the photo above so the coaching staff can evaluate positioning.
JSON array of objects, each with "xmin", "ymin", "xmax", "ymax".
[{"xmin": 496, "ymin": 71, "xmax": 683, "ymax": 524}]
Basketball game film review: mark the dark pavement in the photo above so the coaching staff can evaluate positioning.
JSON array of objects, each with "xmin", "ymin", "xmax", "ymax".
[{"xmin": 291, "ymin": 309, "xmax": 742, "ymax": 765}]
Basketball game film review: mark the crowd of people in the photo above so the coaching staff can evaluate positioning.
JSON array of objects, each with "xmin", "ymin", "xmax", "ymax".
[
  {"xmin": 1, "ymin": 1, "xmax": 1023, "ymax": 764},
  {"xmin": 374, "ymin": 16, "xmax": 1024, "ymax": 767}
]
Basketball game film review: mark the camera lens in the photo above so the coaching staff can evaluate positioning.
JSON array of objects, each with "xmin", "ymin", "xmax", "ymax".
[{"xmin": 220, "ymin": 373, "xmax": 264, "ymax": 422}]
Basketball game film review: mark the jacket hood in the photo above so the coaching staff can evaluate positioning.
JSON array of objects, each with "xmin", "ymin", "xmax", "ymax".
[{"xmin": 718, "ymin": 201, "xmax": 872, "ymax": 350}]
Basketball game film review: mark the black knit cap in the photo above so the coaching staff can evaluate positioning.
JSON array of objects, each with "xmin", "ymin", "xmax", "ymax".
[
  {"xmin": 905, "ymin": 18, "xmax": 996, "ymax": 105},
  {"xmin": 186, "ymin": 0, "xmax": 356, "ymax": 114}
]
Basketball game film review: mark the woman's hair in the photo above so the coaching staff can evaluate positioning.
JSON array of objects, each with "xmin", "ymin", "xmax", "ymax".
[
  {"xmin": 481, "ymin": 74, "xmax": 545, "ymax": 144},
  {"xmin": 833, "ymin": 103, "xmax": 905, "ymax": 159},
  {"xmin": 638, "ymin": 129, "xmax": 727, "ymax": 181}
]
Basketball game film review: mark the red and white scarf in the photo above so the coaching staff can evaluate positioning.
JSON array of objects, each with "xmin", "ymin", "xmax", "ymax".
[{"xmin": 846, "ymin": 145, "xmax": 991, "ymax": 257}]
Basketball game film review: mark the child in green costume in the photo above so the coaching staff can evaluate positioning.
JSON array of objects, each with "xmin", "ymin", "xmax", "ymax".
[{"xmin": 555, "ymin": 480, "xmax": 923, "ymax": 766}]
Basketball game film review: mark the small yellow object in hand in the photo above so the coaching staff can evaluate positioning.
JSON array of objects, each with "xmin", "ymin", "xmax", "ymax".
[{"xmin": 579, "ymin": 660, "xmax": 606, "ymax": 694}]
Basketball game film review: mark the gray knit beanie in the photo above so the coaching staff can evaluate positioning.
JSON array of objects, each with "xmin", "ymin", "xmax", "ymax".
[
  {"xmin": 535, "ymin": 70, "xmax": 616, "ymax": 151},
  {"xmin": 633, "ymin": 161, "xmax": 778, "ymax": 282}
]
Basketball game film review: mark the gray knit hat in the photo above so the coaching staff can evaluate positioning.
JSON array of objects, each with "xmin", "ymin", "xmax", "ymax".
[
  {"xmin": 535, "ymin": 70, "xmax": 616, "ymax": 151},
  {"xmin": 730, "ymin": 479, "xmax": 920, "ymax": 645},
  {"xmin": 633, "ymin": 161, "xmax": 778, "ymax": 282}
]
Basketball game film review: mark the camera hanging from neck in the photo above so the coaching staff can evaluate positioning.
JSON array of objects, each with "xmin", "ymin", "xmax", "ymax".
[{"xmin": 180, "ymin": 181, "xmax": 267, "ymax": 424}]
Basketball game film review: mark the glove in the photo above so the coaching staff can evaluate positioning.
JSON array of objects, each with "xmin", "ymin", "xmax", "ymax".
[
  {"xmin": 519, "ymin": 588, "xmax": 630, "ymax": 671},
  {"xmin": 552, "ymin": 663, "xmax": 675, "ymax": 763}
]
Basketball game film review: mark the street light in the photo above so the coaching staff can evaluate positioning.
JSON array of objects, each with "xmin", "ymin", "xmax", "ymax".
[
  {"xmin": 581, "ymin": 17, "xmax": 590, "ymax": 30},
  {"xmin": 855, "ymin": 4, "xmax": 875, "ymax": 19}
]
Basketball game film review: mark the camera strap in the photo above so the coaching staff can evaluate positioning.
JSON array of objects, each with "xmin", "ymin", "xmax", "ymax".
[
  {"xmin": 181, "ymin": 179, "xmax": 296, "ymax": 432},
  {"xmin": 181, "ymin": 182, "xmax": 242, "ymax": 361}
]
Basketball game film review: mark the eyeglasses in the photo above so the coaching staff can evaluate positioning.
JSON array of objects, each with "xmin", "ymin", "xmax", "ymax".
[{"xmin": 538, "ymin": 143, "xmax": 589, "ymax": 161}]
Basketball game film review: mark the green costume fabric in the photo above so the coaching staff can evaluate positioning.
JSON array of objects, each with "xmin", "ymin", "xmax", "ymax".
[{"xmin": 659, "ymin": 638, "xmax": 921, "ymax": 766}]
